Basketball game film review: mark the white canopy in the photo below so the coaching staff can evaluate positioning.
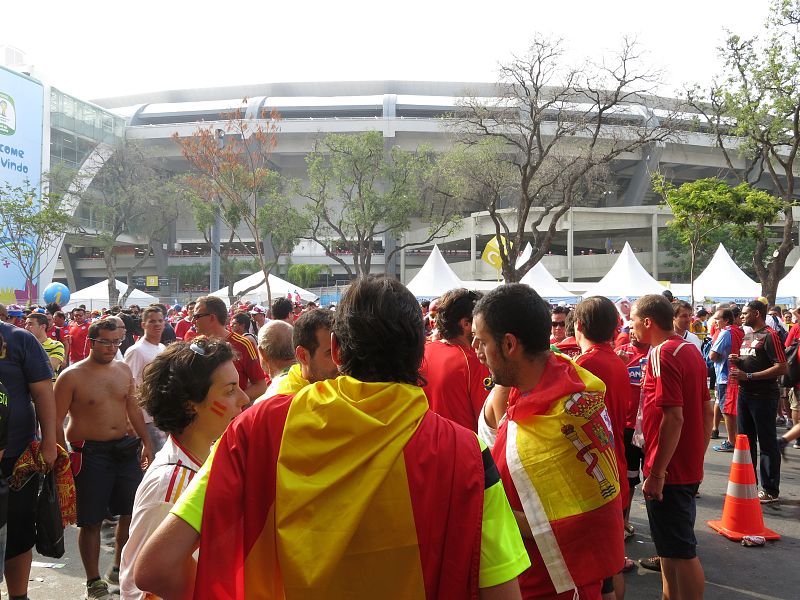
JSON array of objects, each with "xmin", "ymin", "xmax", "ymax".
[
  {"xmin": 210, "ymin": 272, "xmax": 317, "ymax": 306},
  {"xmin": 693, "ymin": 244, "xmax": 760, "ymax": 303},
  {"xmin": 582, "ymin": 242, "xmax": 666, "ymax": 300},
  {"xmin": 406, "ymin": 245, "xmax": 463, "ymax": 299},
  {"xmin": 64, "ymin": 279, "xmax": 158, "ymax": 311},
  {"xmin": 516, "ymin": 244, "xmax": 580, "ymax": 303},
  {"xmin": 777, "ymin": 259, "xmax": 800, "ymax": 303}
]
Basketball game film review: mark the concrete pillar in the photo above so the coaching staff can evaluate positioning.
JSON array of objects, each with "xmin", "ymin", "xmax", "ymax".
[
  {"xmin": 399, "ymin": 235, "xmax": 406, "ymax": 283},
  {"xmin": 470, "ymin": 216, "xmax": 477, "ymax": 280},
  {"xmin": 61, "ymin": 245, "xmax": 79, "ymax": 293},
  {"xmin": 567, "ymin": 209, "xmax": 574, "ymax": 282},
  {"xmin": 651, "ymin": 213, "xmax": 659, "ymax": 279}
]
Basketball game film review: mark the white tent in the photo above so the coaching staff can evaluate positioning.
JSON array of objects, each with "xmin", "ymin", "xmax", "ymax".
[
  {"xmin": 777, "ymin": 259, "xmax": 800, "ymax": 304},
  {"xmin": 64, "ymin": 279, "xmax": 158, "ymax": 311},
  {"xmin": 515, "ymin": 244, "xmax": 580, "ymax": 303},
  {"xmin": 582, "ymin": 242, "xmax": 666, "ymax": 300},
  {"xmin": 693, "ymin": 244, "xmax": 761, "ymax": 303},
  {"xmin": 405, "ymin": 245, "xmax": 463, "ymax": 299},
  {"xmin": 210, "ymin": 272, "xmax": 317, "ymax": 306}
]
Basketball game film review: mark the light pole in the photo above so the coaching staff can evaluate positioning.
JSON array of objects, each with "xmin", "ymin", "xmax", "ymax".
[{"xmin": 209, "ymin": 128, "xmax": 224, "ymax": 292}]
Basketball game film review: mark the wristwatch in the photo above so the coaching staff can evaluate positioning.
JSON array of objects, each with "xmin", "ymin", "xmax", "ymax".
[{"xmin": 746, "ymin": 372, "xmax": 753, "ymax": 381}]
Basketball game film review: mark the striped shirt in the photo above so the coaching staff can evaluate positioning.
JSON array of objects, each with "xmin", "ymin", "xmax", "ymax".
[
  {"xmin": 119, "ymin": 436, "xmax": 203, "ymax": 600},
  {"xmin": 41, "ymin": 337, "xmax": 65, "ymax": 382}
]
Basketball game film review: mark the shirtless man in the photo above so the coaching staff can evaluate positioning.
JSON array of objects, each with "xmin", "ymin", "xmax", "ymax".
[{"xmin": 54, "ymin": 319, "xmax": 154, "ymax": 600}]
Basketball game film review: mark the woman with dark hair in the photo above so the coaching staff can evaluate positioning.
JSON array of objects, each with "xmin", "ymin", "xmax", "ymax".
[{"xmin": 118, "ymin": 336, "xmax": 249, "ymax": 600}]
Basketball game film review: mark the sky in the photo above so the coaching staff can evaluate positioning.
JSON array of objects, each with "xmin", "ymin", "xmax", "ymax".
[{"xmin": 4, "ymin": 1, "xmax": 771, "ymax": 102}]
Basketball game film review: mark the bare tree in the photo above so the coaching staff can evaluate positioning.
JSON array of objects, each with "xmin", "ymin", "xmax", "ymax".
[{"xmin": 452, "ymin": 37, "xmax": 677, "ymax": 282}]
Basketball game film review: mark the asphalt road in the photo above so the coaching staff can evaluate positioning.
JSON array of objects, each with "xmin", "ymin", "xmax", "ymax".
[{"xmin": 9, "ymin": 424, "xmax": 800, "ymax": 599}]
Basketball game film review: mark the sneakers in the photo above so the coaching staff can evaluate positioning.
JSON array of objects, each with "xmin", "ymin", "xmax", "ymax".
[
  {"xmin": 639, "ymin": 556, "xmax": 661, "ymax": 572},
  {"xmin": 623, "ymin": 524, "xmax": 635, "ymax": 541},
  {"xmin": 794, "ymin": 440, "xmax": 800, "ymax": 449},
  {"xmin": 105, "ymin": 564, "xmax": 120, "ymax": 585},
  {"xmin": 711, "ymin": 429, "xmax": 719, "ymax": 440},
  {"xmin": 86, "ymin": 579, "xmax": 113, "ymax": 600},
  {"xmin": 778, "ymin": 436, "xmax": 789, "ymax": 458},
  {"xmin": 713, "ymin": 440, "xmax": 735, "ymax": 452},
  {"xmin": 758, "ymin": 490, "xmax": 779, "ymax": 504}
]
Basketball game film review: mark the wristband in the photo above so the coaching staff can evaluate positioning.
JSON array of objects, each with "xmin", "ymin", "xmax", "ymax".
[{"xmin": 650, "ymin": 471, "xmax": 667, "ymax": 480}]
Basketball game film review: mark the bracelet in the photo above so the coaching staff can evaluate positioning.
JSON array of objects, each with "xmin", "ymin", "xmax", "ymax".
[{"xmin": 649, "ymin": 471, "xmax": 667, "ymax": 480}]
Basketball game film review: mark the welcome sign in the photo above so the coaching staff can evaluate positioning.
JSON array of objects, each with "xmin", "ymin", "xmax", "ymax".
[{"xmin": 0, "ymin": 65, "xmax": 44, "ymax": 304}]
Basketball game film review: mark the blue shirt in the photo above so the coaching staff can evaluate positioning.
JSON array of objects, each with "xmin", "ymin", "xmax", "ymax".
[
  {"xmin": 0, "ymin": 322, "xmax": 53, "ymax": 457},
  {"xmin": 710, "ymin": 328, "xmax": 732, "ymax": 384}
]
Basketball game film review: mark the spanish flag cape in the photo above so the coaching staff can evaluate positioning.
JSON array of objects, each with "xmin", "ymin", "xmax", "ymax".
[
  {"xmin": 493, "ymin": 353, "xmax": 624, "ymax": 596},
  {"xmin": 274, "ymin": 363, "xmax": 309, "ymax": 395},
  {"xmin": 194, "ymin": 376, "xmax": 484, "ymax": 600}
]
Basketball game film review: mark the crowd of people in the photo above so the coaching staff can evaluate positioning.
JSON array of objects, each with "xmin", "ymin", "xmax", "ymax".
[{"xmin": 0, "ymin": 282, "xmax": 796, "ymax": 599}]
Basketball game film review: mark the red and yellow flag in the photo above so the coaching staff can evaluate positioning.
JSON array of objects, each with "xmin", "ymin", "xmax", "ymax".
[
  {"xmin": 495, "ymin": 352, "xmax": 624, "ymax": 595},
  {"xmin": 195, "ymin": 377, "xmax": 483, "ymax": 599}
]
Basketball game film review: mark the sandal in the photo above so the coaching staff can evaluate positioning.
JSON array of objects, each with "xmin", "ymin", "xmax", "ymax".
[
  {"xmin": 623, "ymin": 524, "xmax": 635, "ymax": 540},
  {"xmin": 639, "ymin": 556, "xmax": 661, "ymax": 572}
]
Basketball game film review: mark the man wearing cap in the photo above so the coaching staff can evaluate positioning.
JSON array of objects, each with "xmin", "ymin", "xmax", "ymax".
[
  {"xmin": 249, "ymin": 305, "xmax": 267, "ymax": 334},
  {"xmin": 5, "ymin": 306, "xmax": 25, "ymax": 328},
  {"xmin": 173, "ymin": 301, "xmax": 195, "ymax": 341}
]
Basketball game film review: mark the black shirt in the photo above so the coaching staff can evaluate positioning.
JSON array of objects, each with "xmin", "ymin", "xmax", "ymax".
[{"xmin": 739, "ymin": 327, "xmax": 786, "ymax": 397}]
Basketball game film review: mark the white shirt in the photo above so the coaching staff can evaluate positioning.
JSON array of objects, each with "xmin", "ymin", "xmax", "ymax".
[
  {"xmin": 119, "ymin": 436, "xmax": 203, "ymax": 600},
  {"xmin": 680, "ymin": 330, "xmax": 703, "ymax": 351},
  {"xmin": 123, "ymin": 338, "xmax": 165, "ymax": 425}
]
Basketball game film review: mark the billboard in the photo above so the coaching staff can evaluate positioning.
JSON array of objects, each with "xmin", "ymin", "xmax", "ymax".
[{"xmin": 0, "ymin": 65, "xmax": 44, "ymax": 305}]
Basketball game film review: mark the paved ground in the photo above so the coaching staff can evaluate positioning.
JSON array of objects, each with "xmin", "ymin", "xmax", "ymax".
[{"xmin": 5, "ymin": 425, "xmax": 800, "ymax": 599}]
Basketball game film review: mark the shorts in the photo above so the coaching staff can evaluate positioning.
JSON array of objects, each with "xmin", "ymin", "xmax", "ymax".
[
  {"xmin": 715, "ymin": 383, "xmax": 727, "ymax": 410},
  {"xmin": 624, "ymin": 428, "xmax": 644, "ymax": 487},
  {"xmin": 601, "ymin": 577, "xmax": 614, "ymax": 594},
  {"xmin": 790, "ymin": 388, "xmax": 800, "ymax": 411},
  {"xmin": 645, "ymin": 483, "xmax": 699, "ymax": 559},
  {"xmin": 0, "ymin": 456, "xmax": 38, "ymax": 560},
  {"xmin": 72, "ymin": 437, "xmax": 143, "ymax": 527}
]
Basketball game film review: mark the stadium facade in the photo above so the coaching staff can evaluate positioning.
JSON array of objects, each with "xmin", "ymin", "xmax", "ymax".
[{"xmin": 2, "ymin": 62, "xmax": 796, "ymax": 301}]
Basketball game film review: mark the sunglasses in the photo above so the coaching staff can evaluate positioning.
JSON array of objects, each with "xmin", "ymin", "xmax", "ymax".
[
  {"xmin": 551, "ymin": 321, "xmax": 566, "ymax": 328},
  {"xmin": 191, "ymin": 313, "xmax": 212, "ymax": 321}
]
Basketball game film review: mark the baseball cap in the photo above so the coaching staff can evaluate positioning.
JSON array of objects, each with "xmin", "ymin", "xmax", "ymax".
[
  {"xmin": 250, "ymin": 305, "xmax": 267, "ymax": 315},
  {"xmin": 7, "ymin": 305, "xmax": 24, "ymax": 317}
]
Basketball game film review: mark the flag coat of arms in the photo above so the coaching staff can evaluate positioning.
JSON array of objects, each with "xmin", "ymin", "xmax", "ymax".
[{"xmin": 493, "ymin": 352, "xmax": 624, "ymax": 596}]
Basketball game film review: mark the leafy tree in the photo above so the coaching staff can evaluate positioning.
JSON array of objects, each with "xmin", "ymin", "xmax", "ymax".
[
  {"xmin": 286, "ymin": 263, "xmax": 331, "ymax": 289},
  {"xmin": 452, "ymin": 37, "xmax": 677, "ymax": 282},
  {"xmin": 175, "ymin": 104, "xmax": 306, "ymax": 305},
  {"xmin": 0, "ymin": 180, "xmax": 73, "ymax": 304},
  {"xmin": 687, "ymin": 0, "xmax": 800, "ymax": 303},
  {"xmin": 80, "ymin": 141, "xmax": 181, "ymax": 306},
  {"xmin": 653, "ymin": 176, "xmax": 783, "ymax": 303},
  {"xmin": 167, "ymin": 263, "xmax": 210, "ymax": 294},
  {"xmin": 298, "ymin": 131, "xmax": 464, "ymax": 277}
]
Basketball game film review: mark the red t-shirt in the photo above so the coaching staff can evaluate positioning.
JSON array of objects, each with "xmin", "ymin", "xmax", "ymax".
[
  {"xmin": 68, "ymin": 321, "xmax": 90, "ymax": 363},
  {"xmin": 226, "ymin": 331, "xmax": 266, "ymax": 392},
  {"xmin": 555, "ymin": 336, "xmax": 581, "ymax": 359},
  {"xmin": 615, "ymin": 343, "xmax": 649, "ymax": 429},
  {"xmin": 420, "ymin": 340, "xmax": 491, "ymax": 432},
  {"xmin": 642, "ymin": 335, "xmax": 709, "ymax": 485},
  {"xmin": 174, "ymin": 317, "xmax": 193, "ymax": 340},
  {"xmin": 576, "ymin": 343, "xmax": 631, "ymax": 502}
]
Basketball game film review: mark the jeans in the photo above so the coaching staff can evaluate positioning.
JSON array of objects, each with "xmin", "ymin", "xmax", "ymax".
[{"xmin": 737, "ymin": 387, "xmax": 781, "ymax": 496}]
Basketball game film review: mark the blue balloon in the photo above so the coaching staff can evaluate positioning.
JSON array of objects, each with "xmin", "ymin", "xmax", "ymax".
[{"xmin": 43, "ymin": 282, "xmax": 71, "ymax": 307}]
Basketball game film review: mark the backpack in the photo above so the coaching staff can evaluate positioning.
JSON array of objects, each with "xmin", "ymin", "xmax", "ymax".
[{"xmin": 781, "ymin": 341, "xmax": 800, "ymax": 388}]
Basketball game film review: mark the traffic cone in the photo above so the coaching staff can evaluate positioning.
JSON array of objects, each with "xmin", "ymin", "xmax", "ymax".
[{"xmin": 708, "ymin": 434, "xmax": 780, "ymax": 541}]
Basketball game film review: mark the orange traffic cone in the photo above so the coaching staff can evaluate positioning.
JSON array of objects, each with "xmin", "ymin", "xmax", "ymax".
[{"xmin": 708, "ymin": 434, "xmax": 780, "ymax": 541}]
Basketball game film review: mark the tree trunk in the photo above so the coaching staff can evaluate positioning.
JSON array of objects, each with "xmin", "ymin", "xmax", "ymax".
[{"xmin": 105, "ymin": 253, "xmax": 120, "ymax": 307}]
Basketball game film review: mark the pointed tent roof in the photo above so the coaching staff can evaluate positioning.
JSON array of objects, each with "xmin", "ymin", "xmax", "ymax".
[
  {"xmin": 693, "ymin": 244, "xmax": 760, "ymax": 302},
  {"xmin": 777, "ymin": 259, "xmax": 800, "ymax": 302},
  {"xmin": 406, "ymin": 245, "xmax": 463, "ymax": 299},
  {"xmin": 65, "ymin": 279, "xmax": 158, "ymax": 311},
  {"xmin": 210, "ymin": 272, "xmax": 317, "ymax": 306},
  {"xmin": 582, "ymin": 242, "xmax": 666, "ymax": 300},
  {"xmin": 515, "ymin": 244, "xmax": 579, "ymax": 303}
]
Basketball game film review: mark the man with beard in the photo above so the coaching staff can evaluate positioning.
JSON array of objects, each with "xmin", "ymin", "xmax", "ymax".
[
  {"xmin": 55, "ymin": 319, "xmax": 154, "ymax": 600},
  {"xmin": 473, "ymin": 284, "xmax": 624, "ymax": 599}
]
